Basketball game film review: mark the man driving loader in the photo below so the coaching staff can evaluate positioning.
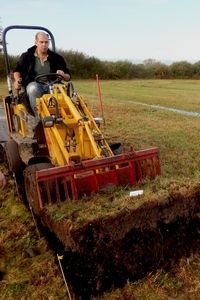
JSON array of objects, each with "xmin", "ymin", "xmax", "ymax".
[{"xmin": 13, "ymin": 31, "xmax": 71, "ymax": 115}]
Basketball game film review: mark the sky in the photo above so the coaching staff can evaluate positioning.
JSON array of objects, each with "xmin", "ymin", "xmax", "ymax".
[{"xmin": 1, "ymin": 0, "xmax": 200, "ymax": 63}]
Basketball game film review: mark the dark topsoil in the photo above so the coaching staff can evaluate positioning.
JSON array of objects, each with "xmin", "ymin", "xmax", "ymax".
[{"xmin": 37, "ymin": 184, "xmax": 200, "ymax": 299}]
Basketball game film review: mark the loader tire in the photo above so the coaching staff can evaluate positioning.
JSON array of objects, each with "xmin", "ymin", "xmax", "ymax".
[
  {"xmin": 24, "ymin": 162, "xmax": 53, "ymax": 215},
  {"xmin": 4, "ymin": 140, "xmax": 25, "ymax": 174}
]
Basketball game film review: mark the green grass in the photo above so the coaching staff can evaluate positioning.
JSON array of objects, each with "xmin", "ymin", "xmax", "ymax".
[
  {"xmin": 74, "ymin": 79, "xmax": 200, "ymax": 111},
  {"xmin": 1, "ymin": 79, "xmax": 200, "ymax": 299},
  {"xmin": 73, "ymin": 79, "xmax": 200, "ymax": 182}
]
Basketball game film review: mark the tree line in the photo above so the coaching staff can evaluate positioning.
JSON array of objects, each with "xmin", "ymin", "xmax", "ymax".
[{"xmin": 0, "ymin": 50, "xmax": 200, "ymax": 80}]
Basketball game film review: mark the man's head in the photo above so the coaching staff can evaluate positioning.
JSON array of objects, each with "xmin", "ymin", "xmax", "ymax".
[{"xmin": 35, "ymin": 32, "xmax": 49, "ymax": 54}]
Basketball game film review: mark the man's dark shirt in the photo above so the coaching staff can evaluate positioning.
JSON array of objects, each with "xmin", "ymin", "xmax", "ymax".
[{"xmin": 14, "ymin": 45, "xmax": 71, "ymax": 87}]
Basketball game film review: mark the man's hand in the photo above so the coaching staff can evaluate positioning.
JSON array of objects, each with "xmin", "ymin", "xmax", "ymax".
[
  {"xmin": 56, "ymin": 70, "xmax": 70, "ymax": 81},
  {"xmin": 56, "ymin": 70, "xmax": 65, "ymax": 76},
  {"xmin": 14, "ymin": 78, "xmax": 22, "ymax": 90}
]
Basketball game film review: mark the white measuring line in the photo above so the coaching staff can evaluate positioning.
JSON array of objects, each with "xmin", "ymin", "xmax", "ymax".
[{"xmin": 124, "ymin": 101, "xmax": 200, "ymax": 117}]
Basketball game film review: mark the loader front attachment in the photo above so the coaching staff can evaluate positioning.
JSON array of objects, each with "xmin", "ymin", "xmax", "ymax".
[{"xmin": 34, "ymin": 147, "xmax": 160, "ymax": 211}]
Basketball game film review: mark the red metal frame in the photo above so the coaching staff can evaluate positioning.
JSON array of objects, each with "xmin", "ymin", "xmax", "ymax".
[{"xmin": 36, "ymin": 147, "xmax": 160, "ymax": 210}]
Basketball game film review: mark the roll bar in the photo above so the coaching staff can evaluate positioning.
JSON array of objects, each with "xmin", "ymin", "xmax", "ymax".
[{"xmin": 2, "ymin": 25, "xmax": 56, "ymax": 95}]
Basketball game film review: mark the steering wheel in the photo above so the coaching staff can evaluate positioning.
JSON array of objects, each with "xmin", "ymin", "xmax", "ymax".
[{"xmin": 35, "ymin": 73, "xmax": 64, "ymax": 86}]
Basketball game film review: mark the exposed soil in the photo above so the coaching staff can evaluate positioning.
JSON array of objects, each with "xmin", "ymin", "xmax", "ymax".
[{"xmin": 38, "ymin": 184, "xmax": 200, "ymax": 299}]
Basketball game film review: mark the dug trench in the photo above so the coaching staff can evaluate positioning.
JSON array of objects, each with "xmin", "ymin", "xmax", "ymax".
[{"xmin": 36, "ymin": 183, "xmax": 200, "ymax": 299}]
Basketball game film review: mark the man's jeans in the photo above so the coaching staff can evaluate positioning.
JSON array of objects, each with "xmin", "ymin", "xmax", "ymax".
[{"xmin": 26, "ymin": 82, "xmax": 49, "ymax": 116}]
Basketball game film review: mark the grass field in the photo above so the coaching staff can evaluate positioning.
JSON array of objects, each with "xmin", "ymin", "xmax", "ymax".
[
  {"xmin": 0, "ymin": 79, "xmax": 200, "ymax": 299},
  {"xmin": 74, "ymin": 79, "xmax": 200, "ymax": 182}
]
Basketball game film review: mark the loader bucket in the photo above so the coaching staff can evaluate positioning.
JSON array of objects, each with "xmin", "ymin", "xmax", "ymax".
[{"xmin": 35, "ymin": 147, "xmax": 160, "ymax": 210}]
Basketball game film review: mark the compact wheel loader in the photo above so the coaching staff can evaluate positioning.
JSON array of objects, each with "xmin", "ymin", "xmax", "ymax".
[{"xmin": 1, "ymin": 25, "xmax": 161, "ymax": 215}]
